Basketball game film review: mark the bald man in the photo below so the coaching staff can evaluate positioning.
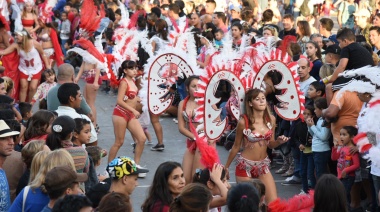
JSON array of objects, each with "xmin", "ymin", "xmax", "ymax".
[
  {"xmin": 201, "ymin": 14, "xmax": 212, "ymax": 26},
  {"xmin": 47, "ymin": 63, "xmax": 92, "ymax": 115},
  {"xmin": 297, "ymin": 58, "xmax": 316, "ymax": 98}
]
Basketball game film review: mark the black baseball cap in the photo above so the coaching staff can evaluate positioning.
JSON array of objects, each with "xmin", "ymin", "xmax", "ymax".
[{"xmin": 322, "ymin": 44, "xmax": 341, "ymax": 55}]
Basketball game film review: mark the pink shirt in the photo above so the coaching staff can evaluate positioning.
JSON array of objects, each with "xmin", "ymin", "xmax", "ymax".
[{"xmin": 331, "ymin": 146, "xmax": 360, "ymax": 179}]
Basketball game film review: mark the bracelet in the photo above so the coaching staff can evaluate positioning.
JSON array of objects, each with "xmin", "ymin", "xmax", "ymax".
[{"xmin": 322, "ymin": 75, "xmax": 332, "ymax": 84}]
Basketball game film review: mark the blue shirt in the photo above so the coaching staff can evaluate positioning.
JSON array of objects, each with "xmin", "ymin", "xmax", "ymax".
[
  {"xmin": 0, "ymin": 169, "xmax": 10, "ymax": 211},
  {"xmin": 41, "ymin": 205, "xmax": 52, "ymax": 212},
  {"xmin": 9, "ymin": 187, "xmax": 49, "ymax": 212},
  {"xmin": 308, "ymin": 117, "xmax": 331, "ymax": 152}
]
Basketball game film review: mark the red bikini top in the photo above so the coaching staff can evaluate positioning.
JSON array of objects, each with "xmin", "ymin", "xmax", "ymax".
[
  {"xmin": 122, "ymin": 78, "xmax": 137, "ymax": 100},
  {"xmin": 22, "ymin": 19, "xmax": 35, "ymax": 27},
  {"xmin": 242, "ymin": 115, "xmax": 273, "ymax": 144}
]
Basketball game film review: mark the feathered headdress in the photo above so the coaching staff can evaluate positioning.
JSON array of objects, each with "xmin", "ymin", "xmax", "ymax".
[
  {"xmin": 268, "ymin": 191, "xmax": 314, "ymax": 212},
  {"xmin": 67, "ymin": 38, "xmax": 106, "ymax": 69},
  {"xmin": 78, "ymin": 0, "xmax": 105, "ymax": 39},
  {"xmin": 38, "ymin": 0, "xmax": 58, "ymax": 23}
]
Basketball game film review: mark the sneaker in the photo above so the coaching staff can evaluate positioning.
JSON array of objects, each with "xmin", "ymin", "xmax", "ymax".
[
  {"xmin": 275, "ymin": 165, "xmax": 289, "ymax": 174},
  {"xmin": 136, "ymin": 164, "xmax": 149, "ymax": 178},
  {"xmin": 299, "ymin": 189, "xmax": 306, "ymax": 195},
  {"xmin": 146, "ymin": 141, "xmax": 153, "ymax": 145},
  {"xmin": 281, "ymin": 179, "xmax": 301, "ymax": 185},
  {"xmin": 173, "ymin": 118, "xmax": 178, "ymax": 124},
  {"xmin": 150, "ymin": 144, "xmax": 165, "ymax": 151}
]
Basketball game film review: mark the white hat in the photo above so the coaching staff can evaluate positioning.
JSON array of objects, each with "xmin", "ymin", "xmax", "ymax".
[
  {"xmin": 353, "ymin": 9, "xmax": 371, "ymax": 17},
  {"xmin": 0, "ymin": 120, "xmax": 20, "ymax": 138}
]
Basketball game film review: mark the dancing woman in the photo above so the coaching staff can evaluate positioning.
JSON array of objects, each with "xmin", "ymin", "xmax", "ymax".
[
  {"xmin": 0, "ymin": 29, "xmax": 50, "ymax": 102},
  {"xmin": 177, "ymin": 75, "xmax": 208, "ymax": 184},
  {"xmin": 21, "ymin": 0, "xmax": 39, "ymax": 37},
  {"xmin": 36, "ymin": 19, "xmax": 63, "ymax": 67},
  {"xmin": 108, "ymin": 60, "xmax": 148, "ymax": 176},
  {"xmin": 225, "ymin": 89, "xmax": 289, "ymax": 203}
]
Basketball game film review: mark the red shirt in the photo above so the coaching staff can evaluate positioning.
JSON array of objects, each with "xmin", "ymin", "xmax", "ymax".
[{"xmin": 331, "ymin": 146, "xmax": 360, "ymax": 179}]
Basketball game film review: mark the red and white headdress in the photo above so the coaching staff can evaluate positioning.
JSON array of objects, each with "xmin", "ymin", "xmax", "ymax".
[
  {"xmin": 78, "ymin": 0, "xmax": 105, "ymax": 39},
  {"xmin": 38, "ymin": 0, "xmax": 57, "ymax": 23}
]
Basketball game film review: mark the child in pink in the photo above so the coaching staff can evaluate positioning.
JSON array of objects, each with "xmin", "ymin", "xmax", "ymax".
[{"xmin": 331, "ymin": 126, "xmax": 360, "ymax": 205}]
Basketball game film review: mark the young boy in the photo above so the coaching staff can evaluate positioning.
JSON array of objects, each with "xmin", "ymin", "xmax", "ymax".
[
  {"xmin": 307, "ymin": 81, "xmax": 326, "ymax": 106},
  {"xmin": 214, "ymin": 28, "xmax": 224, "ymax": 49},
  {"xmin": 18, "ymin": 102, "xmax": 32, "ymax": 127},
  {"xmin": 60, "ymin": 11, "xmax": 71, "ymax": 56}
]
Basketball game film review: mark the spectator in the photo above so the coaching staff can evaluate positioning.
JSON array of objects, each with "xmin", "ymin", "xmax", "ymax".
[
  {"xmin": 10, "ymin": 149, "xmax": 76, "ymax": 212},
  {"xmin": 338, "ymin": 0, "xmax": 358, "ymax": 30},
  {"xmin": 305, "ymin": 41, "xmax": 323, "ymax": 81},
  {"xmin": 296, "ymin": 21, "xmax": 311, "ymax": 53},
  {"xmin": 141, "ymin": 161, "xmax": 185, "ymax": 211},
  {"xmin": 354, "ymin": 9, "xmax": 372, "ymax": 44},
  {"xmin": 259, "ymin": 9, "xmax": 279, "ymax": 33},
  {"xmin": 98, "ymin": 192, "xmax": 132, "ymax": 212},
  {"xmin": 231, "ymin": 23, "xmax": 243, "ymax": 50},
  {"xmin": 279, "ymin": 14, "xmax": 296, "ymax": 39},
  {"xmin": 41, "ymin": 165, "xmax": 88, "ymax": 211},
  {"xmin": 55, "ymin": 82, "xmax": 97, "ymax": 145},
  {"xmin": 107, "ymin": 156, "xmax": 148, "ymax": 196},
  {"xmin": 190, "ymin": 13, "xmax": 201, "ymax": 29},
  {"xmin": 319, "ymin": 18, "xmax": 334, "ymax": 38},
  {"xmin": 169, "ymin": 183, "xmax": 212, "ymax": 212},
  {"xmin": 212, "ymin": 12, "xmax": 227, "ymax": 33},
  {"xmin": 18, "ymin": 102, "xmax": 32, "ymax": 126},
  {"xmin": 314, "ymin": 174, "xmax": 348, "ymax": 212},
  {"xmin": 46, "ymin": 64, "xmax": 91, "ymax": 115},
  {"xmin": 322, "ymin": 44, "xmax": 341, "ymax": 66},
  {"xmin": 323, "ymin": 34, "xmax": 339, "ymax": 47},
  {"xmin": 227, "ymin": 183, "xmax": 260, "ymax": 212},
  {"xmin": 369, "ymin": 26, "xmax": 380, "ymax": 63},
  {"xmin": 31, "ymin": 69, "xmax": 57, "ymax": 107},
  {"xmin": 52, "ymin": 195, "xmax": 92, "ymax": 212},
  {"xmin": 205, "ymin": 0, "xmax": 216, "ymax": 14},
  {"xmin": 60, "ymin": 11, "xmax": 71, "ymax": 56},
  {"xmin": 229, "ymin": 5, "xmax": 241, "ymax": 21},
  {"xmin": 0, "ymin": 120, "xmax": 20, "ymax": 210},
  {"xmin": 297, "ymin": 58, "xmax": 316, "ymax": 98},
  {"xmin": 23, "ymin": 110, "xmax": 56, "ymax": 146},
  {"xmin": 310, "ymin": 33, "xmax": 324, "ymax": 50}
]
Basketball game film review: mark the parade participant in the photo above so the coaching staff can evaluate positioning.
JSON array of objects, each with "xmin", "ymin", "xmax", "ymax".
[
  {"xmin": 21, "ymin": 0, "xmax": 40, "ymax": 37},
  {"xmin": 0, "ymin": 15, "xmax": 19, "ymax": 100},
  {"xmin": 108, "ymin": 60, "xmax": 149, "ymax": 176},
  {"xmin": 37, "ymin": 2, "xmax": 64, "ymax": 68},
  {"xmin": 196, "ymin": 28, "xmax": 215, "ymax": 68},
  {"xmin": 0, "ymin": 29, "xmax": 50, "ymax": 102},
  {"xmin": 151, "ymin": 19, "xmax": 170, "ymax": 54},
  {"xmin": 231, "ymin": 22, "xmax": 243, "ymax": 50},
  {"xmin": 177, "ymin": 76, "xmax": 205, "ymax": 184},
  {"xmin": 225, "ymin": 89, "xmax": 289, "ymax": 203}
]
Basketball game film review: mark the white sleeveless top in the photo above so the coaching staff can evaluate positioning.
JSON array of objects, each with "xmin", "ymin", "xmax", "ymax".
[
  {"xmin": 19, "ymin": 46, "xmax": 43, "ymax": 75},
  {"xmin": 150, "ymin": 35, "xmax": 169, "ymax": 54}
]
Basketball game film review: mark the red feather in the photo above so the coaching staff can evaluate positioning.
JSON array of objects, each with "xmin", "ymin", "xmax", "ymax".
[
  {"xmin": 189, "ymin": 120, "xmax": 220, "ymax": 169},
  {"xmin": 268, "ymin": 190, "xmax": 314, "ymax": 212},
  {"xmin": 128, "ymin": 9, "xmax": 146, "ymax": 29},
  {"xmin": 279, "ymin": 35, "xmax": 297, "ymax": 59},
  {"xmin": 74, "ymin": 38, "xmax": 105, "ymax": 63},
  {"xmin": 79, "ymin": 0, "xmax": 104, "ymax": 37}
]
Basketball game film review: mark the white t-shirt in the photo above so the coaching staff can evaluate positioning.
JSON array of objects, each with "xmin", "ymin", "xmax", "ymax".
[{"xmin": 299, "ymin": 76, "xmax": 316, "ymax": 98}]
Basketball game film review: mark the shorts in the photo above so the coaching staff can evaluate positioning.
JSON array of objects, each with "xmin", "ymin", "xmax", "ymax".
[
  {"xmin": 20, "ymin": 70, "xmax": 42, "ymax": 80},
  {"xmin": 235, "ymin": 155, "xmax": 271, "ymax": 178},
  {"xmin": 113, "ymin": 105, "xmax": 135, "ymax": 123},
  {"xmin": 83, "ymin": 70, "xmax": 102, "ymax": 84},
  {"xmin": 186, "ymin": 138, "xmax": 197, "ymax": 154},
  {"xmin": 43, "ymin": 48, "xmax": 55, "ymax": 58}
]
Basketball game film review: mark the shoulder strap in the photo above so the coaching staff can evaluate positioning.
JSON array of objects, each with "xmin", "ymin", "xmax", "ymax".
[
  {"xmin": 22, "ymin": 186, "xmax": 30, "ymax": 212},
  {"xmin": 243, "ymin": 114, "xmax": 249, "ymax": 129}
]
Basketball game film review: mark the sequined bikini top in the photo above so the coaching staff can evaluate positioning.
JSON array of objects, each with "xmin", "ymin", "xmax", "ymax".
[{"xmin": 242, "ymin": 115, "xmax": 273, "ymax": 145}]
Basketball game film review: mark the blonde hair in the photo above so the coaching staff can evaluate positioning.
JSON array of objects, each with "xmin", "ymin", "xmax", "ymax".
[
  {"xmin": 2, "ymin": 77, "xmax": 14, "ymax": 95},
  {"xmin": 21, "ymin": 140, "xmax": 46, "ymax": 169},
  {"xmin": 29, "ymin": 149, "xmax": 75, "ymax": 192},
  {"xmin": 29, "ymin": 150, "xmax": 49, "ymax": 184},
  {"xmin": 319, "ymin": 64, "xmax": 335, "ymax": 79},
  {"xmin": 22, "ymin": 2, "xmax": 37, "ymax": 19},
  {"xmin": 263, "ymin": 26, "xmax": 278, "ymax": 38},
  {"xmin": 244, "ymin": 89, "xmax": 274, "ymax": 131}
]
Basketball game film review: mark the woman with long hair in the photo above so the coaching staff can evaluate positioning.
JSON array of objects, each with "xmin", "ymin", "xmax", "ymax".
[
  {"xmin": 108, "ymin": 60, "xmax": 147, "ymax": 175},
  {"xmin": 296, "ymin": 21, "xmax": 311, "ymax": 53},
  {"xmin": 314, "ymin": 174, "xmax": 348, "ymax": 212},
  {"xmin": 151, "ymin": 19, "xmax": 169, "ymax": 54},
  {"xmin": 23, "ymin": 110, "xmax": 55, "ymax": 146},
  {"xmin": 225, "ymin": 89, "xmax": 289, "ymax": 203},
  {"xmin": 231, "ymin": 22, "xmax": 243, "ymax": 50},
  {"xmin": 21, "ymin": 1, "xmax": 40, "ymax": 37},
  {"xmin": 177, "ymin": 75, "xmax": 209, "ymax": 184},
  {"xmin": 305, "ymin": 41, "xmax": 323, "ymax": 81},
  {"xmin": 0, "ymin": 29, "xmax": 50, "ymax": 102},
  {"xmin": 9, "ymin": 149, "xmax": 76, "ymax": 212},
  {"xmin": 141, "ymin": 161, "xmax": 185, "ymax": 212},
  {"xmin": 37, "ymin": 19, "xmax": 63, "ymax": 67}
]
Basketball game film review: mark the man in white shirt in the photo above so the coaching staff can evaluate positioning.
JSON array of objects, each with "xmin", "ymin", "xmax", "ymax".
[
  {"xmin": 55, "ymin": 83, "xmax": 98, "ymax": 146},
  {"xmin": 297, "ymin": 58, "xmax": 316, "ymax": 98}
]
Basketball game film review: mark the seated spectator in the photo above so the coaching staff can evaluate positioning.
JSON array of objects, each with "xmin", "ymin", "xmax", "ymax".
[
  {"xmin": 227, "ymin": 183, "xmax": 260, "ymax": 212},
  {"xmin": 97, "ymin": 192, "xmax": 132, "ymax": 212},
  {"xmin": 141, "ymin": 161, "xmax": 184, "ymax": 211},
  {"xmin": 169, "ymin": 183, "xmax": 212, "ymax": 212},
  {"xmin": 52, "ymin": 195, "xmax": 92, "ymax": 212},
  {"xmin": 41, "ymin": 165, "xmax": 88, "ymax": 211},
  {"xmin": 18, "ymin": 102, "xmax": 32, "ymax": 126}
]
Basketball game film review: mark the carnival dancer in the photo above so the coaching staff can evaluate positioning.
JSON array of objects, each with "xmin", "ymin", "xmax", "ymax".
[
  {"xmin": 0, "ymin": 28, "xmax": 50, "ymax": 102},
  {"xmin": 196, "ymin": 27, "xmax": 215, "ymax": 68},
  {"xmin": 21, "ymin": 0, "xmax": 39, "ymax": 37},
  {"xmin": 37, "ymin": 0, "xmax": 64, "ymax": 68},
  {"xmin": 108, "ymin": 60, "xmax": 148, "ymax": 177},
  {"xmin": 0, "ymin": 15, "xmax": 20, "ymax": 100},
  {"xmin": 225, "ymin": 89, "xmax": 289, "ymax": 204}
]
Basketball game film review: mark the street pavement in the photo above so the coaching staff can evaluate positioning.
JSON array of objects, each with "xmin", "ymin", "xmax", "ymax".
[{"xmin": 93, "ymin": 89, "xmax": 301, "ymax": 211}]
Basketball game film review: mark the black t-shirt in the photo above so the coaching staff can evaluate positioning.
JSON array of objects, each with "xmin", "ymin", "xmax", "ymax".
[
  {"xmin": 340, "ymin": 42, "xmax": 374, "ymax": 70},
  {"xmin": 279, "ymin": 28, "xmax": 297, "ymax": 39}
]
